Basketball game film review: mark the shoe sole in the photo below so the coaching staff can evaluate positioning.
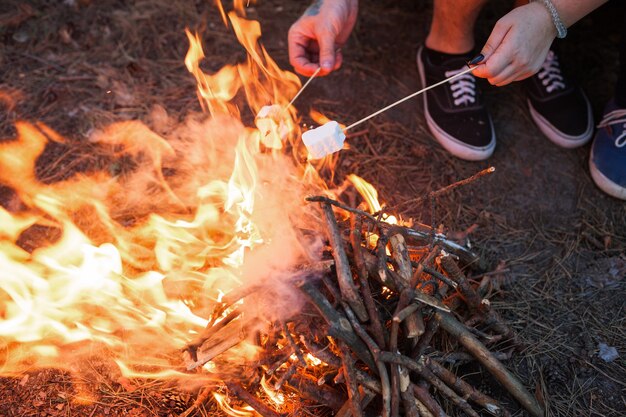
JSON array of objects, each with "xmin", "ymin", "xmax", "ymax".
[
  {"xmin": 589, "ymin": 151, "xmax": 626, "ymax": 200},
  {"xmin": 527, "ymin": 93, "xmax": 593, "ymax": 149},
  {"xmin": 417, "ymin": 46, "xmax": 496, "ymax": 161}
]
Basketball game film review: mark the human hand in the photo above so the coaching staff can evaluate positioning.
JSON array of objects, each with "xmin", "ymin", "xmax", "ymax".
[
  {"xmin": 288, "ymin": 0, "xmax": 358, "ymax": 76},
  {"xmin": 472, "ymin": 2, "xmax": 558, "ymax": 86}
]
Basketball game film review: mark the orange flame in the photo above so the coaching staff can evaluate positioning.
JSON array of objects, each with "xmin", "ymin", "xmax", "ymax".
[
  {"xmin": 348, "ymin": 174, "xmax": 398, "ymax": 224},
  {"xmin": 260, "ymin": 375, "xmax": 285, "ymax": 407},
  {"xmin": 0, "ymin": 2, "xmax": 393, "ymax": 402},
  {"xmin": 214, "ymin": 392, "xmax": 258, "ymax": 417},
  {"xmin": 0, "ymin": 9, "xmax": 319, "ymax": 381}
]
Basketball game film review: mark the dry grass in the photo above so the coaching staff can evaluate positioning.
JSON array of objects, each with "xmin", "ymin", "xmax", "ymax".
[{"xmin": 0, "ymin": 0, "xmax": 625, "ymax": 416}]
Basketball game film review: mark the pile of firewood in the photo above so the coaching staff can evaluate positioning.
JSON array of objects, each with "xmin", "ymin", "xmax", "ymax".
[{"xmin": 180, "ymin": 195, "xmax": 543, "ymax": 417}]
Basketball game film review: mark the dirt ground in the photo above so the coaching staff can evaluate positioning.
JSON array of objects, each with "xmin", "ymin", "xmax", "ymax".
[{"xmin": 0, "ymin": 1, "xmax": 624, "ymax": 416}]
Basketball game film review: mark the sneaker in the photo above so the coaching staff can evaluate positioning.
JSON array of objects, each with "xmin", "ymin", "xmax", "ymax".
[
  {"xmin": 589, "ymin": 101, "xmax": 626, "ymax": 200},
  {"xmin": 417, "ymin": 46, "xmax": 495, "ymax": 161},
  {"xmin": 524, "ymin": 50, "xmax": 593, "ymax": 148}
]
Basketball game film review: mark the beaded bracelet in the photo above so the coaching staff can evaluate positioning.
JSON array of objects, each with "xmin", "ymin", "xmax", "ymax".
[{"xmin": 535, "ymin": 0, "xmax": 567, "ymax": 39}]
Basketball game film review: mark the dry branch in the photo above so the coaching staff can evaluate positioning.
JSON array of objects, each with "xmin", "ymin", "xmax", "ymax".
[
  {"xmin": 320, "ymin": 202, "xmax": 368, "ymax": 321},
  {"xmin": 434, "ymin": 312, "xmax": 544, "ymax": 417},
  {"xmin": 225, "ymin": 381, "xmax": 282, "ymax": 417},
  {"xmin": 182, "ymin": 197, "xmax": 538, "ymax": 417}
]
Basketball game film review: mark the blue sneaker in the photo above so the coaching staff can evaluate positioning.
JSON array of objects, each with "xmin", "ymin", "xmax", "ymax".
[{"xmin": 589, "ymin": 101, "xmax": 626, "ymax": 200}]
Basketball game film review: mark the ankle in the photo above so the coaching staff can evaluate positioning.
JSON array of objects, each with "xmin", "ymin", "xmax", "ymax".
[
  {"xmin": 425, "ymin": 31, "xmax": 474, "ymax": 55},
  {"xmin": 423, "ymin": 46, "xmax": 472, "ymax": 67}
]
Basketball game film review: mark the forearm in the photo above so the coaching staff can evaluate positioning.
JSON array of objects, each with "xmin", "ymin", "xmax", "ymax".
[
  {"xmin": 304, "ymin": 0, "xmax": 358, "ymax": 14},
  {"xmin": 552, "ymin": 0, "xmax": 607, "ymax": 27},
  {"xmin": 528, "ymin": 0, "xmax": 608, "ymax": 28}
]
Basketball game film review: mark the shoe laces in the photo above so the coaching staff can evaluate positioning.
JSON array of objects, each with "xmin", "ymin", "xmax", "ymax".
[
  {"xmin": 445, "ymin": 67, "xmax": 476, "ymax": 106},
  {"xmin": 537, "ymin": 50, "xmax": 566, "ymax": 93},
  {"xmin": 597, "ymin": 108, "xmax": 626, "ymax": 148}
]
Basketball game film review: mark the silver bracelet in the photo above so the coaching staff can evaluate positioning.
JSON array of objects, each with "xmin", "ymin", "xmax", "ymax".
[{"xmin": 535, "ymin": 0, "xmax": 567, "ymax": 39}]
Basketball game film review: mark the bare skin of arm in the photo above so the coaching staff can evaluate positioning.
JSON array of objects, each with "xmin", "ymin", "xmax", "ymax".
[
  {"xmin": 473, "ymin": 0, "xmax": 608, "ymax": 86},
  {"xmin": 287, "ymin": 0, "xmax": 358, "ymax": 76}
]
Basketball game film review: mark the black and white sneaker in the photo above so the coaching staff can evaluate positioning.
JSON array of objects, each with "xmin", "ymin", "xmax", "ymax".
[
  {"xmin": 417, "ymin": 46, "xmax": 495, "ymax": 161},
  {"xmin": 524, "ymin": 50, "xmax": 593, "ymax": 148}
]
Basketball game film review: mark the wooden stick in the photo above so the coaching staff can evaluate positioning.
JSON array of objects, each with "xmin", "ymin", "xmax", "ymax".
[
  {"xmin": 338, "ymin": 341, "xmax": 364, "ymax": 417},
  {"xmin": 281, "ymin": 321, "xmax": 305, "ymax": 366},
  {"xmin": 305, "ymin": 195, "xmax": 478, "ymax": 264},
  {"xmin": 320, "ymin": 202, "xmax": 368, "ymax": 321},
  {"xmin": 297, "ymin": 279, "xmax": 376, "ymax": 370},
  {"xmin": 434, "ymin": 350, "xmax": 512, "ymax": 364},
  {"xmin": 399, "ymin": 369, "xmax": 419, "ymax": 417},
  {"xmin": 411, "ymin": 315, "xmax": 440, "ymax": 359},
  {"xmin": 413, "ymin": 384, "xmax": 448, "ymax": 417},
  {"xmin": 265, "ymin": 348, "xmax": 294, "ymax": 376},
  {"xmin": 350, "ymin": 214, "xmax": 387, "ymax": 348},
  {"xmin": 274, "ymin": 360, "xmax": 298, "ymax": 390},
  {"xmin": 440, "ymin": 254, "xmax": 483, "ymax": 313},
  {"xmin": 336, "ymin": 387, "xmax": 376, "ymax": 417},
  {"xmin": 434, "ymin": 312, "xmax": 543, "ymax": 417},
  {"xmin": 178, "ymin": 386, "xmax": 213, "ymax": 417},
  {"xmin": 344, "ymin": 306, "xmax": 391, "ymax": 417},
  {"xmin": 440, "ymin": 254, "xmax": 517, "ymax": 342},
  {"xmin": 287, "ymin": 374, "xmax": 346, "ymax": 411},
  {"xmin": 376, "ymin": 229, "xmax": 391, "ymax": 285},
  {"xmin": 185, "ymin": 318, "xmax": 246, "ymax": 370},
  {"xmin": 422, "ymin": 265, "xmax": 458, "ymax": 289},
  {"xmin": 299, "ymin": 335, "xmax": 342, "ymax": 367},
  {"xmin": 225, "ymin": 381, "xmax": 282, "ymax": 417},
  {"xmin": 389, "ymin": 232, "xmax": 412, "ymax": 283},
  {"xmin": 344, "ymin": 66, "xmax": 476, "ymax": 131},
  {"xmin": 425, "ymin": 357, "xmax": 509, "ymax": 417},
  {"xmin": 186, "ymin": 307, "xmax": 241, "ymax": 356},
  {"xmin": 395, "ymin": 167, "xmax": 496, "ymax": 210},
  {"xmin": 285, "ymin": 67, "xmax": 321, "ymax": 110},
  {"xmin": 380, "ymin": 222, "xmax": 478, "ymax": 265},
  {"xmin": 378, "ymin": 352, "xmax": 480, "ymax": 417},
  {"xmin": 389, "ymin": 232, "xmax": 424, "ymax": 339},
  {"xmin": 409, "ymin": 245, "xmax": 441, "ymax": 289}
]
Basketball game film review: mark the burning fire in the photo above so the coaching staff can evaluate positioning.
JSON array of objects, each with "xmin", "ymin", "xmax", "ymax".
[{"xmin": 0, "ymin": 1, "xmax": 391, "ymax": 414}]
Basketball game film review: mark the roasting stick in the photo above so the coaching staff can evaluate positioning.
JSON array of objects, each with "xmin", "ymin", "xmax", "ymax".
[
  {"xmin": 343, "ymin": 66, "xmax": 475, "ymax": 131},
  {"xmin": 302, "ymin": 65, "xmax": 479, "ymax": 159},
  {"xmin": 255, "ymin": 67, "xmax": 322, "ymax": 148},
  {"xmin": 285, "ymin": 66, "xmax": 322, "ymax": 111}
]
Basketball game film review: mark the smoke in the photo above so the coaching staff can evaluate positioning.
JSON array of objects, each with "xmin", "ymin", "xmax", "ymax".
[{"xmin": 0, "ymin": 103, "xmax": 326, "ymax": 384}]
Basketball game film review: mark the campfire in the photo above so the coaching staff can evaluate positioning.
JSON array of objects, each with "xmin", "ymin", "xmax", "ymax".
[{"xmin": 0, "ymin": 2, "xmax": 543, "ymax": 417}]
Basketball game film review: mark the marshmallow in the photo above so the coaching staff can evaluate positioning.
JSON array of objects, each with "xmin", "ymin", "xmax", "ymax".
[
  {"xmin": 255, "ymin": 104, "xmax": 289, "ymax": 149},
  {"xmin": 302, "ymin": 121, "xmax": 346, "ymax": 159}
]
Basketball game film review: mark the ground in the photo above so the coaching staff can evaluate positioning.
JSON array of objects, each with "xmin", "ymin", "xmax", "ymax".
[{"xmin": 0, "ymin": 1, "xmax": 624, "ymax": 416}]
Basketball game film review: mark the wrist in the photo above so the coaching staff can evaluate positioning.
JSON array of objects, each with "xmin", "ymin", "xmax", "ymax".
[
  {"xmin": 528, "ymin": 1, "xmax": 558, "ymax": 39},
  {"xmin": 532, "ymin": 0, "xmax": 566, "ymax": 38}
]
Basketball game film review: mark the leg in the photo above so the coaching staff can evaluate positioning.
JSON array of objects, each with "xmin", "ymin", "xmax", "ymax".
[
  {"xmin": 589, "ymin": 4, "xmax": 626, "ymax": 200},
  {"xmin": 418, "ymin": 0, "xmax": 495, "ymax": 161},
  {"xmin": 614, "ymin": 9, "xmax": 626, "ymax": 107},
  {"xmin": 425, "ymin": 0, "xmax": 489, "ymax": 54}
]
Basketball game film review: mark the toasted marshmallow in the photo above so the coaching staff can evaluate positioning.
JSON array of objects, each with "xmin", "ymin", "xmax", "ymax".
[
  {"xmin": 255, "ymin": 105, "xmax": 289, "ymax": 149},
  {"xmin": 302, "ymin": 121, "xmax": 346, "ymax": 159}
]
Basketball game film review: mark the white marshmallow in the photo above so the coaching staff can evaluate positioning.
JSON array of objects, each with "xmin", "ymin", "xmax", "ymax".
[
  {"xmin": 255, "ymin": 104, "xmax": 289, "ymax": 149},
  {"xmin": 302, "ymin": 121, "xmax": 346, "ymax": 159}
]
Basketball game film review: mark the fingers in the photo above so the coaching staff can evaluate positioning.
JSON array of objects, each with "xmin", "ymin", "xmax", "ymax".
[
  {"xmin": 288, "ymin": 23, "xmax": 341, "ymax": 76},
  {"xmin": 489, "ymin": 66, "xmax": 518, "ymax": 86},
  {"xmin": 333, "ymin": 49, "xmax": 343, "ymax": 71},
  {"xmin": 288, "ymin": 26, "xmax": 319, "ymax": 76},
  {"xmin": 317, "ymin": 32, "xmax": 337, "ymax": 74},
  {"xmin": 480, "ymin": 19, "xmax": 511, "ymax": 62},
  {"xmin": 472, "ymin": 19, "xmax": 513, "ymax": 81}
]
